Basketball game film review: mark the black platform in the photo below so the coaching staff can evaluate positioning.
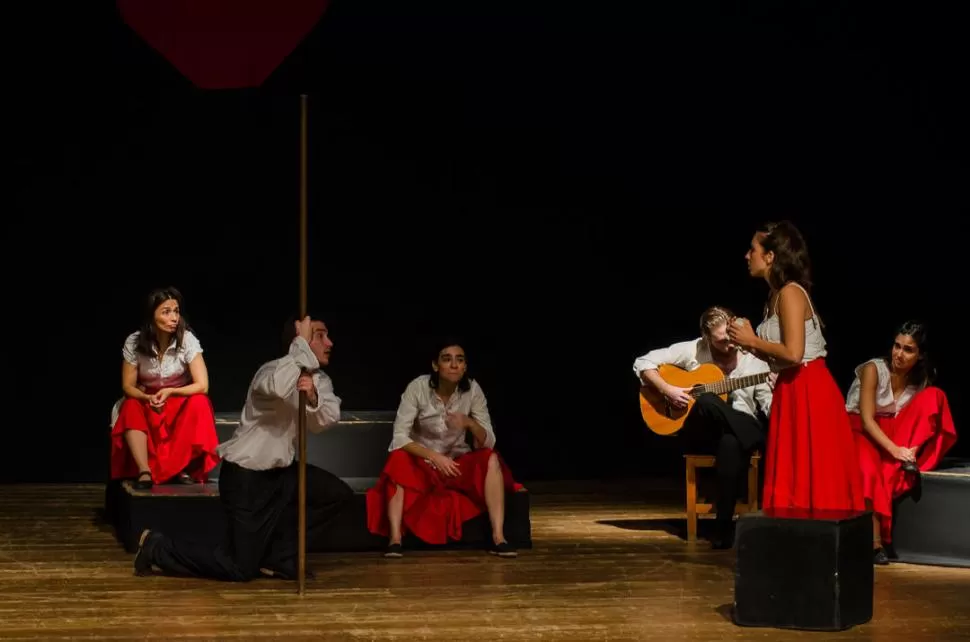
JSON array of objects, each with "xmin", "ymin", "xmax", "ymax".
[
  {"xmin": 105, "ymin": 410, "xmax": 532, "ymax": 553},
  {"xmin": 892, "ymin": 458, "xmax": 970, "ymax": 568},
  {"xmin": 733, "ymin": 508, "xmax": 873, "ymax": 632},
  {"xmin": 106, "ymin": 480, "xmax": 532, "ymax": 554},
  {"xmin": 210, "ymin": 411, "xmax": 400, "ymax": 479}
]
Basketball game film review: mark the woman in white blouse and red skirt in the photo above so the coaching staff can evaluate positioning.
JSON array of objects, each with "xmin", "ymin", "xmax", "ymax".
[
  {"xmin": 109, "ymin": 287, "xmax": 220, "ymax": 489},
  {"xmin": 845, "ymin": 321, "xmax": 957, "ymax": 563},
  {"xmin": 366, "ymin": 339, "xmax": 524, "ymax": 558}
]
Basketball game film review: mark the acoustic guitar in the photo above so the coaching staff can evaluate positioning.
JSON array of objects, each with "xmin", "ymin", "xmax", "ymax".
[{"xmin": 639, "ymin": 363, "xmax": 770, "ymax": 436}]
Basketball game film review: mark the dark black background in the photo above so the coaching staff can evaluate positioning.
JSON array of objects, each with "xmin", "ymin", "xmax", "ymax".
[{"xmin": 9, "ymin": 0, "xmax": 966, "ymax": 482}]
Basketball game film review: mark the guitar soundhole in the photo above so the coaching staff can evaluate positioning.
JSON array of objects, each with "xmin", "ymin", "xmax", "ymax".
[{"xmin": 663, "ymin": 399, "xmax": 686, "ymax": 419}]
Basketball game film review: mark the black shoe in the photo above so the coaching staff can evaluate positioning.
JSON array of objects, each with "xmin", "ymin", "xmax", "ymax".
[
  {"xmin": 133, "ymin": 471, "xmax": 153, "ymax": 490},
  {"xmin": 907, "ymin": 466, "xmax": 924, "ymax": 502},
  {"xmin": 873, "ymin": 547, "xmax": 890, "ymax": 565},
  {"xmin": 488, "ymin": 541, "xmax": 518, "ymax": 558},
  {"xmin": 173, "ymin": 472, "xmax": 196, "ymax": 485},
  {"xmin": 711, "ymin": 532, "xmax": 735, "ymax": 550},
  {"xmin": 133, "ymin": 529, "xmax": 160, "ymax": 576},
  {"xmin": 259, "ymin": 566, "xmax": 315, "ymax": 580},
  {"xmin": 711, "ymin": 520, "xmax": 735, "ymax": 550},
  {"xmin": 384, "ymin": 543, "xmax": 403, "ymax": 559}
]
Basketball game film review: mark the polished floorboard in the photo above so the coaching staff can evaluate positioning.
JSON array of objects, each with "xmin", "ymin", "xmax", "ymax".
[{"xmin": 1, "ymin": 481, "xmax": 968, "ymax": 640}]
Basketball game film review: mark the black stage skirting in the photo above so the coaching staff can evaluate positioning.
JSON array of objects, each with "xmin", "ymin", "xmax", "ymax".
[{"xmin": 104, "ymin": 477, "xmax": 533, "ymax": 554}]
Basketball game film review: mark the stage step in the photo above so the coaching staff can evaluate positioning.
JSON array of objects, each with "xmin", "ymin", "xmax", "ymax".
[
  {"xmin": 106, "ymin": 479, "xmax": 532, "ymax": 554},
  {"xmin": 892, "ymin": 458, "xmax": 970, "ymax": 568}
]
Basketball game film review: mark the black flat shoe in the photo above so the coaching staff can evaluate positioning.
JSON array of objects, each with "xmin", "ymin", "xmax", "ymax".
[
  {"xmin": 384, "ymin": 543, "xmax": 403, "ymax": 559},
  {"xmin": 905, "ymin": 465, "xmax": 923, "ymax": 502},
  {"xmin": 488, "ymin": 541, "xmax": 518, "ymax": 558},
  {"xmin": 259, "ymin": 566, "xmax": 315, "ymax": 580},
  {"xmin": 133, "ymin": 471, "xmax": 153, "ymax": 490},
  {"xmin": 873, "ymin": 547, "xmax": 890, "ymax": 565},
  {"xmin": 711, "ymin": 534, "xmax": 735, "ymax": 550},
  {"xmin": 134, "ymin": 529, "xmax": 160, "ymax": 575},
  {"xmin": 173, "ymin": 472, "xmax": 196, "ymax": 485},
  {"xmin": 711, "ymin": 521, "xmax": 735, "ymax": 550}
]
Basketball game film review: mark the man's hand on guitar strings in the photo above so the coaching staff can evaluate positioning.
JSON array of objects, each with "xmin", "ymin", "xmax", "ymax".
[{"xmin": 663, "ymin": 384, "xmax": 692, "ymax": 409}]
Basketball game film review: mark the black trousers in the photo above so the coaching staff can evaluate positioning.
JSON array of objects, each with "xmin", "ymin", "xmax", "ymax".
[
  {"xmin": 149, "ymin": 460, "xmax": 353, "ymax": 581},
  {"xmin": 681, "ymin": 393, "xmax": 765, "ymax": 530}
]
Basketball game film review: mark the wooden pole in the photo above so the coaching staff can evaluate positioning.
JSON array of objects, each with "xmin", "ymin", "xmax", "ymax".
[{"xmin": 297, "ymin": 93, "xmax": 309, "ymax": 596}]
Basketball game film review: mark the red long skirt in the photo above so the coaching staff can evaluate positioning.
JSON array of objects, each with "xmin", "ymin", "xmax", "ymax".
[
  {"xmin": 366, "ymin": 448, "xmax": 523, "ymax": 545},
  {"xmin": 849, "ymin": 386, "xmax": 957, "ymax": 543},
  {"xmin": 763, "ymin": 359, "xmax": 866, "ymax": 515},
  {"xmin": 110, "ymin": 394, "xmax": 220, "ymax": 484}
]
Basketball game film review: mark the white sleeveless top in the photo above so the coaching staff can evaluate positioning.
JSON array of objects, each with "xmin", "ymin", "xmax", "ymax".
[
  {"xmin": 755, "ymin": 282, "xmax": 827, "ymax": 372},
  {"xmin": 845, "ymin": 358, "xmax": 916, "ymax": 416}
]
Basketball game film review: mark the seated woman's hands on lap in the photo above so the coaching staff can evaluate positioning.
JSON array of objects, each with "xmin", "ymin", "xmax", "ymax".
[
  {"xmin": 149, "ymin": 388, "xmax": 172, "ymax": 409},
  {"xmin": 427, "ymin": 452, "xmax": 461, "ymax": 477}
]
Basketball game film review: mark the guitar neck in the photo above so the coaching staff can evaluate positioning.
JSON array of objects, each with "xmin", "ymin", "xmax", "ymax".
[{"xmin": 701, "ymin": 372, "xmax": 769, "ymax": 395}]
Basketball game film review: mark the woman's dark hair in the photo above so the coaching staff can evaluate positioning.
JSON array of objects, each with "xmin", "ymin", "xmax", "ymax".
[
  {"xmin": 134, "ymin": 287, "xmax": 189, "ymax": 357},
  {"xmin": 885, "ymin": 320, "xmax": 936, "ymax": 390},
  {"xmin": 428, "ymin": 337, "xmax": 472, "ymax": 392},
  {"xmin": 756, "ymin": 220, "xmax": 813, "ymax": 292}
]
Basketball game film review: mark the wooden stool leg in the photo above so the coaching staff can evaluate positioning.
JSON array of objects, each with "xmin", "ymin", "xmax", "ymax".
[{"xmin": 686, "ymin": 460, "xmax": 698, "ymax": 542}]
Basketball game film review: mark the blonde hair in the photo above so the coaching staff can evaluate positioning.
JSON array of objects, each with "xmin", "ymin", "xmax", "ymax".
[{"xmin": 700, "ymin": 306, "xmax": 734, "ymax": 338}]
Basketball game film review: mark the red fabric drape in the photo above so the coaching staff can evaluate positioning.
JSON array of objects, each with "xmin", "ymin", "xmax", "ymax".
[{"xmin": 117, "ymin": 0, "xmax": 331, "ymax": 89}]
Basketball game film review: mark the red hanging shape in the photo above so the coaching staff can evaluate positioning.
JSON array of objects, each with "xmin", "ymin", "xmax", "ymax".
[{"xmin": 117, "ymin": 0, "xmax": 331, "ymax": 89}]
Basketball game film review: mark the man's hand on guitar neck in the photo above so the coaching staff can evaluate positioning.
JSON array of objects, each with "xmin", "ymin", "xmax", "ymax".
[
  {"xmin": 767, "ymin": 372, "xmax": 778, "ymax": 390},
  {"xmin": 640, "ymin": 369, "xmax": 692, "ymax": 409}
]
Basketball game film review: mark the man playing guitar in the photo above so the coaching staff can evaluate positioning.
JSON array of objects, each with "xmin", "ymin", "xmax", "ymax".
[{"xmin": 633, "ymin": 306, "xmax": 775, "ymax": 549}]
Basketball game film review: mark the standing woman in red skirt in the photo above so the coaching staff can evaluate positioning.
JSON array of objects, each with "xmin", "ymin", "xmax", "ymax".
[
  {"xmin": 845, "ymin": 321, "xmax": 957, "ymax": 563},
  {"xmin": 728, "ymin": 221, "xmax": 865, "ymax": 514},
  {"xmin": 109, "ymin": 287, "xmax": 220, "ymax": 489},
  {"xmin": 366, "ymin": 339, "xmax": 523, "ymax": 558}
]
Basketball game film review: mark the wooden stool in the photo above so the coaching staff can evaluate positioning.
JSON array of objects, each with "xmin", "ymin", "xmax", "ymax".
[{"xmin": 685, "ymin": 452, "xmax": 761, "ymax": 542}]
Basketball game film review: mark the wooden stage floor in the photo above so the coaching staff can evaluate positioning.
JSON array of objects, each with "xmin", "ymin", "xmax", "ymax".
[{"xmin": 1, "ymin": 482, "xmax": 968, "ymax": 641}]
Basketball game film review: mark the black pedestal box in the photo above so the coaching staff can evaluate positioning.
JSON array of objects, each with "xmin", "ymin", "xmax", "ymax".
[{"xmin": 734, "ymin": 508, "xmax": 873, "ymax": 631}]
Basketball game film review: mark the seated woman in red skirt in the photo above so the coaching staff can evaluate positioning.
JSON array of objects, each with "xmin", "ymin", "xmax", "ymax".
[
  {"xmin": 729, "ymin": 221, "xmax": 865, "ymax": 518},
  {"xmin": 110, "ymin": 287, "xmax": 220, "ymax": 489},
  {"xmin": 366, "ymin": 339, "xmax": 523, "ymax": 558},
  {"xmin": 845, "ymin": 321, "xmax": 957, "ymax": 564}
]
